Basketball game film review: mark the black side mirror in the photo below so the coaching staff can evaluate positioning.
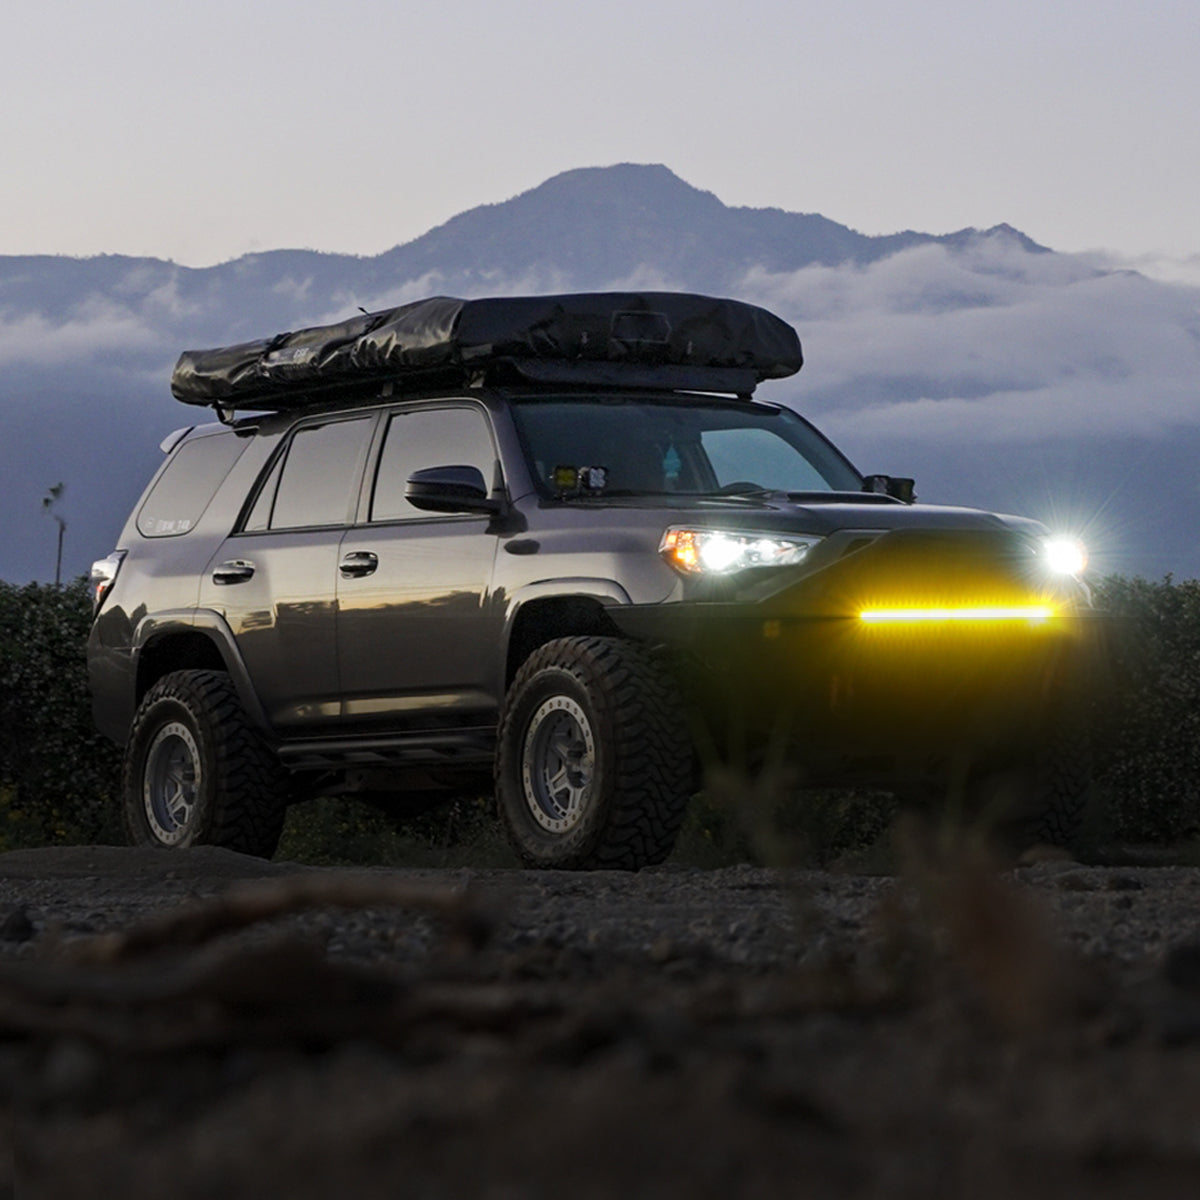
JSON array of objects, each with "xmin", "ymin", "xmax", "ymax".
[
  {"xmin": 405, "ymin": 465, "xmax": 499, "ymax": 514},
  {"xmin": 862, "ymin": 474, "xmax": 916, "ymax": 504}
]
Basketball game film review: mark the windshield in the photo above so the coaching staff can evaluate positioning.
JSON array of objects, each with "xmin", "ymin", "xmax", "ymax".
[{"xmin": 509, "ymin": 395, "xmax": 862, "ymax": 498}]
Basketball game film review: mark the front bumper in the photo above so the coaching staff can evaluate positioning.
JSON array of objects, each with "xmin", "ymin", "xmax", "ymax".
[{"xmin": 611, "ymin": 531, "xmax": 1107, "ymax": 786}]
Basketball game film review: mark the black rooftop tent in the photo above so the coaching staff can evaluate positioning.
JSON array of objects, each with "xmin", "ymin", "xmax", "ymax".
[{"xmin": 170, "ymin": 292, "xmax": 803, "ymax": 412}]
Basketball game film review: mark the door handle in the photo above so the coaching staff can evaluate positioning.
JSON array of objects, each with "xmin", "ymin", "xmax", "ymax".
[
  {"xmin": 339, "ymin": 551, "xmax": 379, "ymax": 578},
  {"xmin": 212, "ymin": 559, "xmax": 256, "ymax": 585}
]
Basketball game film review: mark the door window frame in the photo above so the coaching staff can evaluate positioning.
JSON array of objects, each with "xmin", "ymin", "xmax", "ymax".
[
  {"xmin": 356, "ymin": 398, "xmax": 503, "ymax": 527},
  {"xmin": 235, "ymin": 409, "xmax": 381, "ymax": 535}
]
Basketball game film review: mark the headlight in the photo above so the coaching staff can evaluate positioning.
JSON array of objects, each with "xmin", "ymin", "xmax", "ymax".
[
  {"xmin": 1042, "ymin": 536, "xmax": 1088, "ymax": 577},
  {"xmin": 660, "ymin": 528, "xmax": 821, "ymax": 575}
]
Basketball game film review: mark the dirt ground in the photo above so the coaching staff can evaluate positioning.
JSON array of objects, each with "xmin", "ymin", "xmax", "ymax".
[{"xmin": 4, "ymin": 841, "xmax": 1200, "ymax": 1198}]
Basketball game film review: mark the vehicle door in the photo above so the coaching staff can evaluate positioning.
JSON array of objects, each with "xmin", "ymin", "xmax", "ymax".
[
  {"xmin": 201, "ymin": 412, "xmax": 375, "ymax": 732},
  {"xmin": 335, "ymin": 401, "xmax": 503, "ymax": 730}
]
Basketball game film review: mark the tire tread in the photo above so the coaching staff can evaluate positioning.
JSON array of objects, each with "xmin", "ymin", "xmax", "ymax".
[
  {"xmin": 497, "ymin": 637, "xmax": 694, "ymax": 870},
  {"xmin": 124, "ymin": 670, "xmax": 287, "ymax": 857}
]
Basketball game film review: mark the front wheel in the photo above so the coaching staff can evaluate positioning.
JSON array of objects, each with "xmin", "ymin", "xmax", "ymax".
[
  {"xmin": 123, "ymin": 670, "xmax": 288, "ymax": 858},
  {"xmin": 496, "ymin": 637, "xmax": 695, "ymax": 870}
]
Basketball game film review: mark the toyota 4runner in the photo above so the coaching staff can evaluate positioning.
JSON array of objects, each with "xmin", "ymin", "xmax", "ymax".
[{"xmin": 87, "ymin": 292, "xmax": 1101, "ymax": 868}]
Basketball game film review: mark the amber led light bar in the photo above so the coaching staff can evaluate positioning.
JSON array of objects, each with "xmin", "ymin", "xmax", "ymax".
[{"xmin": 859, "ymin": 604, "xmax": 1056, "ymax": 625}]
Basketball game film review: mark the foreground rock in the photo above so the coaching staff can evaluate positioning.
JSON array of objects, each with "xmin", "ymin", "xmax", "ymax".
[{"xmin": 3, "ymin": 845, "xmax": 1200, "ymax": 1198}]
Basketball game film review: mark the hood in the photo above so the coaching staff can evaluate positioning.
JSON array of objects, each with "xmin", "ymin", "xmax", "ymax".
[{"xmin": 567, "ymin": 490, "xmax": 1048, "ymax": 541}]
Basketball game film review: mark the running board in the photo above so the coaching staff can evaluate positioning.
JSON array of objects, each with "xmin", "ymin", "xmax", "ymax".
[{"xmin": 277, "ymin": 728, "xmax": 496, "ymax": 771}]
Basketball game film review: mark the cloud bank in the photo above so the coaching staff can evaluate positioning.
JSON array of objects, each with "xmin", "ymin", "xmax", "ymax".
[{"xmin": 736, "ymin": 237, "xmax": 1200, "ymax": 443}]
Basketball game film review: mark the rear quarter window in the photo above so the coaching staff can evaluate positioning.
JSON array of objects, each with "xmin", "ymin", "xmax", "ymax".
[{"xmin": 137, "ymin": 432, "xmax": 248, "ymax": 538}]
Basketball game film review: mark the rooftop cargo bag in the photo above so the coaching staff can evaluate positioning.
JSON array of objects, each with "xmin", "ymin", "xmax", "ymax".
[{"xmin": 170, "ymin": 292, "xmax": 803, "ymax": 409}]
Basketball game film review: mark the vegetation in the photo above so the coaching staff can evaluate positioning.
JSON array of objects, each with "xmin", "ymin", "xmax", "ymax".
[
  {"xmin": 1, "ymin": 575, "xmax": 1198, "ymax": 862},
  {"xmin": 276, "ymin": 794, "xmax": 517, "ymax": 869},
  {"xmin": 1090, "ymin": 575, "xmax": 1200, "ymax": 844},
  {"xmin": 0, "ymin": 579, "xmax": 122, "ymax": 848}
]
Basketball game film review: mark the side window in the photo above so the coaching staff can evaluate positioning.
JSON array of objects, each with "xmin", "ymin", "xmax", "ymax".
[
  {"xmin": 370, "ymin": 406, "xmax": 497, "ymax": 521},
  {"xmin": 267, "ymin": 417, "xmax": 373, "ymax": 530},
  {"xmin": 137, "ymin": 432, "xmax": 248, "ymax": 538},
  {"xmin": 241, "ymin": 452, "xmax": 284, "ymax": 533}
]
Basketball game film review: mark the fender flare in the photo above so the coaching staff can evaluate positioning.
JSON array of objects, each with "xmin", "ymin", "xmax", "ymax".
[
  {"xmin": 131, "ymin": 609, "xmax": 272, "ymax": 734},
  {"xmin": 498, "ymin": 578, "xmax": 633, "ymax": 693}
]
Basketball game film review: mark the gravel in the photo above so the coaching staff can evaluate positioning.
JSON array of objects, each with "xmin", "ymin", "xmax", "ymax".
[
  {"xmin": 2, "ymin": 845, "xmax": 1198, "ymax": 974},
  {"xmin": 4, "ymin": 845, "xmax": 1200, "ymax": 1198}
]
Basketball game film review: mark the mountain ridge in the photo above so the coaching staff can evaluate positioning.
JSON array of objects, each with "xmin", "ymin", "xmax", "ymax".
[{"xmin": 0, "ymin": 164, "xmax": 1049, "ymax": 328}]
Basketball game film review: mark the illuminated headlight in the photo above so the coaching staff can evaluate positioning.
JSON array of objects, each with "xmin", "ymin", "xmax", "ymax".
[
  {"xmin": 660, "ymin": 528, "xmax": 820, "ymax": 575},
  {"xmin": 1042, "ymin": 536, "xmax": 1088, "ymax": 577}
]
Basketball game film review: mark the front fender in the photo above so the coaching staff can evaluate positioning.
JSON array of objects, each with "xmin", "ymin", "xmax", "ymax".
[{"xmin": 499, "ymin": 578, "xmax": 634, "ymax": 693}]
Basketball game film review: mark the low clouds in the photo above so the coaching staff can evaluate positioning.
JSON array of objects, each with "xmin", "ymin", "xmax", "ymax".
[
  {"xmin": 338, "ymin": 235, "xmax": 1200, "ymax": 448},
  {"xmin": 1081, "ymin": 249, "xmax": 1200, "ymax": 290},
  {"xmin": 338, "ymin": 267, "xmax": 584, "ymax": 319},
  {"xmin": 0, "ymin": 303, "xmax": 163, "ymax": 368},
  {"xmin": 738, "ymin": 237, "xmax": 1200, "ymax": 443}
]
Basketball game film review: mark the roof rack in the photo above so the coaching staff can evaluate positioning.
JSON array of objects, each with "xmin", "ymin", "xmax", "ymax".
[{"xmin": 170, "ymin": 292, "xmax": 803, "ymax": 416}]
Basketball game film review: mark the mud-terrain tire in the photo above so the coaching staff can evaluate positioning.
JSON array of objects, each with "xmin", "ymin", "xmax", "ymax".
[
  {"xmin": 123, "ymin": 670, "xmax": 288, "ymax": 858},
  {"xmin": 496, "ymin": 636, "xmax": 695, "ymax": 870}
]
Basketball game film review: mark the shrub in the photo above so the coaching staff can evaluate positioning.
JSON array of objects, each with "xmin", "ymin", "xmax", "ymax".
[
  {"xmin": 277, "ymin": 793, "xmax": 516, "ymax": 868},
  {"xmin": 1091, "ymin": 576, "xmax": 1200, "ymax": 843},
  {"xmin": 0, "ymin": 579, "xmax": 123, "ymax": 847},
  {"xmin": 673, "ymin": 770, "xmax": 899, "ymax": 869}
]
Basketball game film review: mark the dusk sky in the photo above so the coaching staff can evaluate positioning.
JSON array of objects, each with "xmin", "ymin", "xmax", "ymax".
[{"xmin": 2, "ymin": 0, "xmax": 1198, "ymax": 275}]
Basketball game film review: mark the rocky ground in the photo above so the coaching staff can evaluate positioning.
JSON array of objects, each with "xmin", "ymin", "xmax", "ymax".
[{"xmin": 3, "ymin": 840, "xmax": 1200, "ymax": 1198}]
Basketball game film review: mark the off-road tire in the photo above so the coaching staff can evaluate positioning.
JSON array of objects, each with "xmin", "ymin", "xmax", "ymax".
[
  {"xmin": 123, "ymin": 670, "xmax": 288, "ymax": 858},
  {"xmin": 496, "ymin": 636, "xmax": 695, "ymax": 870}
]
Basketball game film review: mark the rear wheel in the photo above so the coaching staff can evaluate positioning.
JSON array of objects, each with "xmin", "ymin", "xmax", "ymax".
[
  {"xmin": 497, "ymin": 637, "xmax": 695, "ymax": 870},
  {"xmin": 123, "ymin": 670, "xmax": 288, "ymax": 858}
]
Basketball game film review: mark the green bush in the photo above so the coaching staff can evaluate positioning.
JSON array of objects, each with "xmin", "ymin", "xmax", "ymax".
[
  {"xmin": 671, "ymin": 781, "xmax": 899, "ymax": 869},
  {"xmin": 278, "ymin": 793, "xmax": 517, "ymax": 868},
  {"xmin": 1091, "ymin": 576, "xmax": 1200, "ymax": 843},
  {"xmin": 0, "ymin": 579, "xmax": 122, "ymax": 847}
]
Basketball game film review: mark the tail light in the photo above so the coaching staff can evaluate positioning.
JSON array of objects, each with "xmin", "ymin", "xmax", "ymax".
[{"xmin": 89, "ymin": 551, "xmax": 127, "ymax": 613}]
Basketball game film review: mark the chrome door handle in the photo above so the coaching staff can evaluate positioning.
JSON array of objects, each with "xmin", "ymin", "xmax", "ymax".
[
  {"xmin": 212, "ymin": 559, "xmax": 256, "ymax": 585},
  {"xmin": 339, "ymin": 551, "xmax": 379, "ymax": 578}
]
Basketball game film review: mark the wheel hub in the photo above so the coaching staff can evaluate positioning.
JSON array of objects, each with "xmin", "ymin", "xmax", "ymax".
[
  {"xmin": 521, "ymin": 695, "xmax": 596, "ymax": 833},
  {"xmin": 143, "ymin": 721, "xmax": 201, "ymax": 845}
]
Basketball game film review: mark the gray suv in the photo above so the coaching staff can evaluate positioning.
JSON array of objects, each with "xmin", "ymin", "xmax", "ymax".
[{"xmin": 88, "ymin": 292, "xmax": 1100, "ymax": 868}]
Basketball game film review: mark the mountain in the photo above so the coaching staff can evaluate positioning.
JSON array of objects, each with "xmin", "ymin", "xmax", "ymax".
[
  {"xmin": 0, "ymin": 165, "xmax": 1047, "ymax": 334},
  {"xmin": 1, "ymin": 164, "xmax": 1196, "ymax": 585},
  {"xmin": 372, "ymin": 164, "xmax": 1049, "ymax": 294}
]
